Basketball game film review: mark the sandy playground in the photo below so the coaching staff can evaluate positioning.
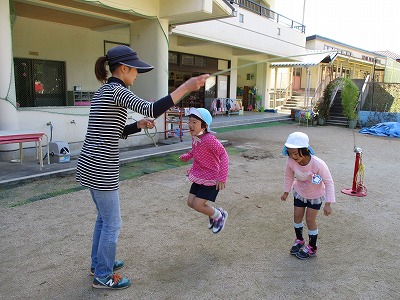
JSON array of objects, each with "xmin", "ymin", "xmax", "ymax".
[{"xmin": 1, "ymin": 123, "xmax": 399, "ymax": 300}]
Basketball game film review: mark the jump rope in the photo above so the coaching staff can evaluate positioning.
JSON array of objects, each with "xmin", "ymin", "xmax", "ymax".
[{"xmin": 135, "ymin": 51, "xmax": 336, "ymax": 146}]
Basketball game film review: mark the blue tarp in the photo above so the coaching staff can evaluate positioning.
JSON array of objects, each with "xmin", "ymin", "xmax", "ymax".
[{"xmin": 359, "ymin": 122, "xmax": 400, "ymax": 138}]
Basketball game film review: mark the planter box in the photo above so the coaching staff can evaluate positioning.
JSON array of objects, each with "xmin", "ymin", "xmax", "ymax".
[
  {"xmin": 317, "ymin": 117, "xmax": 326, "ymax": 126},
  {"xmin": 291, "ymin": 108, "xmax": 301, "ymax": 120}
]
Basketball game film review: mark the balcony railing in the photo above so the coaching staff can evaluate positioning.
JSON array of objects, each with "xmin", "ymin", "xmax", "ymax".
[{"xmin": 230, "ymin": 0, "xmax": 305, "ymax": 33}]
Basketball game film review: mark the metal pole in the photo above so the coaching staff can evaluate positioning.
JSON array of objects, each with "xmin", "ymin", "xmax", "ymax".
[{"xmin": 341, "ymin": 147, "xmax": 367, "ymax": 197}]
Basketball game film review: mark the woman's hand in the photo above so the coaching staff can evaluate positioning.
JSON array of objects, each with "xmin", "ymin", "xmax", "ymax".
[
  {"xmin": 184, "ymin": 74, "xmax": 210, "ymax": 92},
  {"xmin": 137, "ymin": 118, "xmax": 155, "ymax": 129},
  {"xmin": 171, "ymin": 74, "xmax": 210, "ymax": 104}
]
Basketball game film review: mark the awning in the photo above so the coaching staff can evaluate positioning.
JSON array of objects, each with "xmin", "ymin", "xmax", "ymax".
[{"xmin": 270, "ymin": 50, "xmax": 338, "ymax": 68}]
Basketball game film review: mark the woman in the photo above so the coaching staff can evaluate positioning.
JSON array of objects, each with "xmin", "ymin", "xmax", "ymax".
[{"xmin": 76, "ymin": 45, "xmax": 209, "ymax": 289}]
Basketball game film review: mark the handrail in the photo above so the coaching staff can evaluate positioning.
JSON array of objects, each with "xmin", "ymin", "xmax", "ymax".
[
  {"xmin": 311, "ymin": 76, "xmax": 331, "ymax": 109},
  {"xmin": 231, "ymin": 0, "xmax": 305, "ymax": 33},
  {"xmin": 357, "ymin": 75, "xmax": 370, "ymax": 112},
  {"xmin": 329, "ymin": 78, "xmax": 343, "ymax": 109}
]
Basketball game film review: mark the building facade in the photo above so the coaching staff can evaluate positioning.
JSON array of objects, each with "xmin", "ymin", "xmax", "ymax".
[
  {"xmin": 1, "ymin": 0, "xmax": 307, "ymax": 160},
  {"xmin": 5, "ymin": 1, "xmax": 399, "ymax": 162}
]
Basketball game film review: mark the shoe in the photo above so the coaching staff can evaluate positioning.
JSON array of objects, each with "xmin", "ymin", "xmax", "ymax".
[
  {"xmin": 92, "ymin": 273, "xmax": 131, "ymax": 289},
  {"xmin": 208, "ymin": 217, "xmax": 214, "ymax": 229},
  {"xmin": 290, "ymin": 239, "xmax": 305, "ymax": 255},
  {"xmin": 90, "ymin": 260, "xmax": 124, "ymax": 276},
  {"xmin": 295, "ymin": 244, "xmax": 317, "ymax": 260},
  {"xmin": 212, "ymin": 208, "xmax": 228, "ymax": 234}
]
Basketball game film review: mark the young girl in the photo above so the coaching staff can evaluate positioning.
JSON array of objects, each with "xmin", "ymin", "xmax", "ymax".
[
  {"xmin": 280, "ymin": 132, "xmax": 335, "ymax": 260},
  {"xmin": 76, "ymin": 45, "xmax": 209, "ymax": 289},
  {"xmin": 179, "ymin": 107, "xmax": 229, "ymax": 234}
]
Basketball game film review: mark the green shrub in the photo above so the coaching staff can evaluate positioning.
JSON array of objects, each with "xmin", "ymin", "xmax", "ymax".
[{"xmin": 341, "ymin": 78, "xmax": 359, "ymax": 120}]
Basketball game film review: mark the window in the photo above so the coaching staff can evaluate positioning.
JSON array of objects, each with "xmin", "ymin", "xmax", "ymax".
[
  {"xmin": 239, "ymin": 13, "xmax": 244, "ymax": 23},
  {"xmin": 169, "ymin": 52, "xmax": 178, "ymax": 64},
  {"xmin": 14, "ymin": 58, "xmax": 66, "ymax": 107}
]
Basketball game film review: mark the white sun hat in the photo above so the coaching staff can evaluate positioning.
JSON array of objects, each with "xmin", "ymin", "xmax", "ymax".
[
  {"xmin": 188, "ymin": 107, "xmax": 215, "ymax": 133},
  {"xmin": 282, "ymin": 132, "xmax": 315, "ymax": 156}
]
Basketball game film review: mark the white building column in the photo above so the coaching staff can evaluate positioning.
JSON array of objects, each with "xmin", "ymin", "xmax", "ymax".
[
  {"xmin": 273, "ymin": 67, "xmax": 278, "ymax": 109},
  {"xmin": 129, "ymin": 19, "xmax": 169, "ymax": 134},
  {"xmin": 265, "ymin": 63, "xmax": 272, "ymax": 109},
  {"xmin": 255, "ymin": 62, "xmax": 270, "ymax": 110},
  {"xmin": 229, "ymin": 56, "xmax": 238, "ymax": 100},
  {"xmin": 0, "ymin": 0, "xmax": 18, "ymax": 131},
  {"xmin": 289, "ymin": 67, "xmax": 293, "ymax": 99},
  {"xmin": 130, "ymin": 19, "xmax": 169, "ymax": 100},
  {"xmin": 0, "ymin": 0, "xmax": 19, "ymax": 160}
]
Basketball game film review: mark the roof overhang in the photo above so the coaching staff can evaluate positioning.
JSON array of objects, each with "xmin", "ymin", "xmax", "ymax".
[
  {"xmin": 270, "ymin": 51, "xmax": 338, "ymax": 68},
  {"xmin": 13, "ymin": 0, "xmax": 147, "ymax": 30},
  {"xmin": 12, "ymin": 0, "xmax": 235, "ymax": 30},
  {"xmin": 161, "ymin": 0, "xmax": 235, "ymax": 25}
]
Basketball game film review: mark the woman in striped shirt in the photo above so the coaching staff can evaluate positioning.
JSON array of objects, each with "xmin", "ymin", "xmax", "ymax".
[{"xmin": 76, "ymin": 45, "xmax": 209, "ymax": 290}]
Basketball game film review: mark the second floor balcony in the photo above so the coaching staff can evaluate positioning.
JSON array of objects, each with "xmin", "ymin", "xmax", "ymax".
[{"xmin": 231, "ymin": 0, "xmax": 305, "ymax": 33}]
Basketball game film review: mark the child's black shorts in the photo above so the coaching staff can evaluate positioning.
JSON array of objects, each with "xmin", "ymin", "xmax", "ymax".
[
  {"xmin": 190, "ymin": 182, "xmax": 219, "ymax": 202},
  {"xmin": 294, "ymin": 197, "xmax": 322, "ymax": 210}
]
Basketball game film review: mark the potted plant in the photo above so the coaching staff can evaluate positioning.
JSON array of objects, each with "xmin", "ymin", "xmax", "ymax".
[
  {"xmin": 341, "ymin": 78, "xmax": 359, "ymax": 129},
  {"xmin": 314, "ymin": 80, "xmax": 334, "ymax": 125}
]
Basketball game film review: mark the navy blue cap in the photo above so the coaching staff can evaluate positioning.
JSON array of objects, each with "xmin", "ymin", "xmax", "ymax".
[{"xmin": 107, "ymin": 45, "xmax": 154, "ymax": 73}]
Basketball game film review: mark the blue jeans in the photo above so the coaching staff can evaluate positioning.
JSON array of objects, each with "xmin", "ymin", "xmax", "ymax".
[{"xmin": 89, "ymin": 188, "xmax": 122, "ymax": 278}]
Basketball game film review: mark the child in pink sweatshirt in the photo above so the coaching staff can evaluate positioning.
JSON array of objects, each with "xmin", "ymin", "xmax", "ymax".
[
  {"xmin": 280, "ymin": 132, "xmax": 335, "ymax": 259},
  {"xmin": 180, "ymin": 107, "xmax": 229, "ymax": 234}
]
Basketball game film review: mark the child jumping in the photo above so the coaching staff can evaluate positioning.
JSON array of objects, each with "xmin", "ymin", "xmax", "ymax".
[
  {"xmin": 280, "ymin": 132, "xmax": 335, "ymax": 259},
  {"xmin": 179, "ymin": 107, "xmax": 229, "ymax": 234}
]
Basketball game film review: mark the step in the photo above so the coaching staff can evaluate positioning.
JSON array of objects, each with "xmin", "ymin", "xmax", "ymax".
[{"xmin": 326, "ymin": 120, "xmax": 348, "ymax": 126}]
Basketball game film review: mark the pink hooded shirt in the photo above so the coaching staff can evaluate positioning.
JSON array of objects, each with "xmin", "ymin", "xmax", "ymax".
[{"xmin": 180, "ymin": 133, "xmax": 229, "ymax": 186}]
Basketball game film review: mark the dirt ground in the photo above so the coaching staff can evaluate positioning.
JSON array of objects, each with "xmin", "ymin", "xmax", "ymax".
[{"xmin": 1, "ymin": 123, "xmax": 399, "ymax": 300}]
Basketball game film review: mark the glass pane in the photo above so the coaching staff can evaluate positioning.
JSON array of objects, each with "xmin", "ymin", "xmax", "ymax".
[{"xmin": 33, "ymin": 60, "xmax": 65, "ymax": 95}]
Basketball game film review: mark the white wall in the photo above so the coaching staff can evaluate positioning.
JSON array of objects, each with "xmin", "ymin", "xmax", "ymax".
[
  {"xmin": 174, "ymin": 6, "xmax": 305, "ymax": 57},
  {"xmin": 8, "ymin": 17, "xmax": 167, "ymax": 159},
  {"xmin": 12, "ymin": 17, "xmax": 131, "ymax": 92}
]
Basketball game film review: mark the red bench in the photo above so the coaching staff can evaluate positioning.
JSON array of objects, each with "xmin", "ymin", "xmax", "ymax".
[{"xmin": 0, "ymin": 131, "xmax": 50, "ymax": 171}]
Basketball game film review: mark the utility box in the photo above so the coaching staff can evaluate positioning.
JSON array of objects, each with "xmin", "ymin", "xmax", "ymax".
[{"xmin": 49, "ymin": 141, "xmax": 70, "ymax": 163}]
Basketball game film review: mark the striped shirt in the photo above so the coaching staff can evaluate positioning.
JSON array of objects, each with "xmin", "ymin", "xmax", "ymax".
[{"xmin": 76, "ymin": 77, "xmax": 173, "ymax": 190}]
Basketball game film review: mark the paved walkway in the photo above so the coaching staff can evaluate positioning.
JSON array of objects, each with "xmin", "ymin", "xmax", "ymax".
[{"xmin": 0, "ymin": 111, "xmax": 290, "ymax": 186}]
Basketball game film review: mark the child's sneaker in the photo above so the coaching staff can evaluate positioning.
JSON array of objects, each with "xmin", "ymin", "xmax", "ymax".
[
  {"xmin": 208, "ymin": 217, "xmax": 214, "ymax": 229},
  {"xmin": 290, "ymin": 239, "xmax": 305, "ymax": 255},
  {"xmin": 92, "ymin": 273, "xmax": 131, "ymax": 289},
  {"xmin": 212, "ymin": 208, "xmax": 228, "ymax": 234},
  {"xmin": 295, "ymin": 244, "xmax": 317, "ymax": 260},
  {"xmin": 90, "ymin": 259, "xmax": 124, "ymax": 276}
]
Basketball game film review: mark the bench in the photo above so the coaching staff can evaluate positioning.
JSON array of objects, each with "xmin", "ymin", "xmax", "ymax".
[{"xmin": 0, "ymin": 131, "xmax": 50, "ymax": 171}]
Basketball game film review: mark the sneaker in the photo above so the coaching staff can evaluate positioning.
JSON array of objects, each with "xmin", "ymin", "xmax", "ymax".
[
  {"xmin": 212, "ymin": 208, "xmax": 228, "ymax": 234},
  {"xmin": 295, "ymin": 244, "xmax": 317, "ymax": 260},
  {"xmin": 208, "ymin": 217, "xmax": 214, "ymax": 229},
  {"xmin": 290, "ymin": 239, "xmax": 305, "ymax": 255},
  {"xmin": 92, "ymin": 273, "xmax": 131, "ymax": 289},
  {"xmin": 90, "ymin": 260, "xmax": 124, "ymax": 276}
]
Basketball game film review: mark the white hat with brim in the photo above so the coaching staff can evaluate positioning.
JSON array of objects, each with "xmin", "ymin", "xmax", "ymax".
[
  {"xmin": 282, "ymin": 132, "xmax": 315, "ymax": 156},
  {"xmin": 189, "ymin": 107, "xmax": 216, "ymax": 134}
]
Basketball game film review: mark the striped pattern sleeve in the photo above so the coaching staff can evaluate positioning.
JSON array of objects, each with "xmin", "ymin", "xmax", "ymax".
[{"xmin": 76, "ymin": 83, "xmax": 174, "ymax": 190}]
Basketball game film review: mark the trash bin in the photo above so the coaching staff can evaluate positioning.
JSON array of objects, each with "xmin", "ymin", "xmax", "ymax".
[{"xmin": 49, "ymin": 141, "xmax": 70, "ymax": 163}]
